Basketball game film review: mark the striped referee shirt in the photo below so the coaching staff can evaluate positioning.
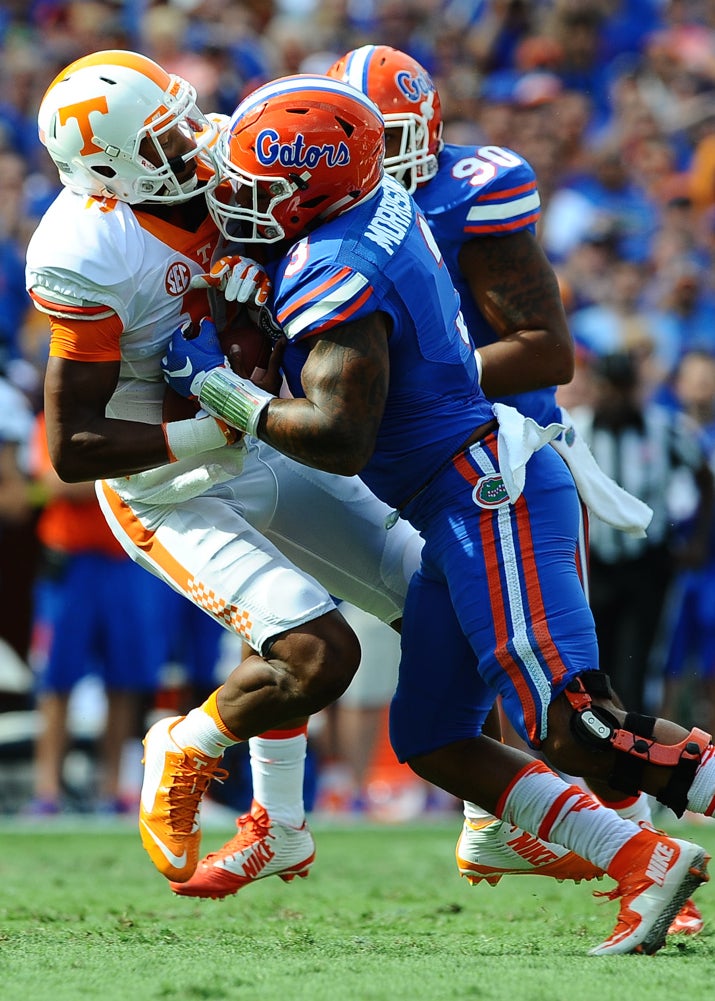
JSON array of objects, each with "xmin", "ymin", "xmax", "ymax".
[{"xmin": 569, "ymin": 402, "xmax": 706, "ymax": 563}]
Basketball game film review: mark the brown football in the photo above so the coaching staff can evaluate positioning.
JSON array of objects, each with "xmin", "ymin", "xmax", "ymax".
[
  {"xmin": 219, "ymin": 314, "xmax": 273, "ymax": 378},
  {"xmin": 162, "ymin": 385, "xmax": 201, "ymax": 423}
]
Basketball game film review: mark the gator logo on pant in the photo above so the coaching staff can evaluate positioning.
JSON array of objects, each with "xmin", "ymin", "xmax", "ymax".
[{"xmin": 473, "ymin": 474, "xmax": 509, "ymax": 509}]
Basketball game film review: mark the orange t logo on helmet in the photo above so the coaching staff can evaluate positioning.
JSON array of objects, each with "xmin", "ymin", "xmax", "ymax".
[{"xmin": 58, "ymin": 96, "xmax": 109, "ymax": 156}]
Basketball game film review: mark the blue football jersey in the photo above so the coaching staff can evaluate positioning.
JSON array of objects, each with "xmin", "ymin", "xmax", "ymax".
[
  {"xmin": 274, "ymin": 175, "xmax": 494, "ymax": 509},
  {"xmin": 414, "ymin": 143, "xmax": 561, "ymax": 426}
]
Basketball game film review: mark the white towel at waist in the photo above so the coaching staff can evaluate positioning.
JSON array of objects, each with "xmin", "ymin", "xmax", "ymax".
[
  {"xmin": 492, "ymin": 402, "xmax": 566, "ymax": 503},
  {"xmin": 550, "ymin": 405, "xmax": 653, "ymax": 538}
]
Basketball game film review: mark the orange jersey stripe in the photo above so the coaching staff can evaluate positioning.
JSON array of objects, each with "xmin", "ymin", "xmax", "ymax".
[
  {"xmin": 276, "ymin": 265, "xmax": 353, "ymax": 325},
  {"xmin": 478, "ymin": 180, "xmax": 538, "ymax": 202},
  {"xmin": 98, "ymin": 481, "xmax": 255, "ymax": 642},
  {"xmin": 465, "ymin": 211, "xmax": 540, "ymax": 235},
  {"xmin": 317, "ymin": 285, "xmax": 374, "ymax": 330},
  {"xmin": 451, "ymin": 450, "xmax": 543, "ymax": 740},
  {"xmin": 511, "ymin": 496, "xmax": 569, "ymax": 691},
  {"xmin": 98, "ymin": 481, "xmax": 192, "ymax": 589},
  {"xmin": 30, "ymin": 290, "xmax": 111, "ymax": 318},
  {"xmin": 48, "ymin": 314, "xmax": 123, "ymax": 362}
]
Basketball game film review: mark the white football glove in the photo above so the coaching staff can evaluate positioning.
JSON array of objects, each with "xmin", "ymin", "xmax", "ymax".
[{"xmin": 189, "ymin": 255, "xmax": 272, "ymax": 307}]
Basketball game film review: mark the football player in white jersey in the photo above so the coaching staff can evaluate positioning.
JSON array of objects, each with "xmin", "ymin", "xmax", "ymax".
[
  {"xmin": 27, "ymin": 49, "xmax": 426, "ymax": 888},
  {"xmin": 327, "ymin": 44, "xmax": 703, "ymax": 936},
  {"xmin": 159, "ymin": 75, "xmax": 714, "ymax": 954}
]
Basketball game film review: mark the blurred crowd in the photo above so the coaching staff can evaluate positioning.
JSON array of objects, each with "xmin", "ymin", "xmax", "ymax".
[{"xmin": 5, "ymin": 0, "xmax": 715, "ymax": 818}]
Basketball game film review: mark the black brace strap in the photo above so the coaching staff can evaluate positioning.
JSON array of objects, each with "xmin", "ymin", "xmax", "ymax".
[
  {"xmin": 578, "ymin": 671, "xmax": 613, "ymax": 700},
  {"xmin": 563, "ymin": 676, "xmax": 712, "ymax": 815},
  {"xmin": 610, "ymin": 712, "xmax": 656, "ymax": 797},
  {"xmin": 655, "ymin": 731, "xmax": 712, "ymax": 817}
]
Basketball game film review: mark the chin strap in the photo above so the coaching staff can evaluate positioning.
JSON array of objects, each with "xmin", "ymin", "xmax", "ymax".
[{"xmin": 564, "ymin": 674, "xmax": 712, "ymax": 817}]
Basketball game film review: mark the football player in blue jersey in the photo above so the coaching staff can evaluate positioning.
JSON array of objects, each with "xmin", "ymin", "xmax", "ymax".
[
  {"xmin": 158, "ymin": 74, "xmax": 715, "ymax": 954},
  {"xmin": 326, "ymin": 44, "xmax": 703, "ymax": 936}
]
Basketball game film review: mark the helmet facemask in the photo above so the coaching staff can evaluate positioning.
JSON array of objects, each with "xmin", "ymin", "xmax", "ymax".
[
  {"xmin": 383, "ymin": 113, "xmax": 438, "ymax": 194},
  {"xmin": 207, "ymin": 132, "xmax": 298, "ymax": 243}
]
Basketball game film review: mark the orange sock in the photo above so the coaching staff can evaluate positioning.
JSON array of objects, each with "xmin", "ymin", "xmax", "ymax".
[{"xmin": 201, "ymin": 688, "xmax": 242, "ymax": 742}]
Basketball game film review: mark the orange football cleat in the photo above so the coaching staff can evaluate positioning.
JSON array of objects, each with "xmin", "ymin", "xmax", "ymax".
[{"xmin": 139, "ymin": 715, "xmax": 227, "ymax": 883}]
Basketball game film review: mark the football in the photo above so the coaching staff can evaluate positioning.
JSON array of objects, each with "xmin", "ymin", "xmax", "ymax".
[
  {"xmin": 218, "ymin": 307, "xmax": 273, "ymax": 378},
  {"xmin": 162, "ymin": 309, "xmax": 273, "ymax": 422},
  {"xmin": 162, "ymin": 384, "xmax": 200, "ymax": 422}
]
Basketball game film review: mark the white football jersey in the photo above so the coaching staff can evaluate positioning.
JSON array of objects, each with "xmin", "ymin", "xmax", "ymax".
[
  {"xmin": 26, "ymin": 187, "xmax": 217, "ymax": 422},
  {"xmin": 25, "ymin": 188, "xmax": 245, "ymax": 500}
]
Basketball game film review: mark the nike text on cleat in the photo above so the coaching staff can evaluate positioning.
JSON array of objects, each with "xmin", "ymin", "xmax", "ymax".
[
  {"xmin": 455, "ymin": 818, "xmax": 604, "ymax": 886},
  {"xmin": 588, "ymin": 830, "xmax": 710, "ymax": 956},
  {"xmin": 170, "ymin": 800, "xmax": 316, "ymax": 899},
  {"xmin": 139, "ymin": 715, "xmax": 227, "ymax": 883},
  {"xmin": 637, "ymin": 820, "xmax": 706, "ymax": 938}
]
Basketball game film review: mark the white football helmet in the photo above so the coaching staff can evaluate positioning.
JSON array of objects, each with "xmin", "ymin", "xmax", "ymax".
[{"xmin": 38, "ymin": 49, "xmax": 221, "ymax": 204}]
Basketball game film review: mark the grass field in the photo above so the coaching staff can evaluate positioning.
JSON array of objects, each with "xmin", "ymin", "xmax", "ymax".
[{"xmin": 1, "ymin": 814, "xmax": 715, "ymax": 1001}]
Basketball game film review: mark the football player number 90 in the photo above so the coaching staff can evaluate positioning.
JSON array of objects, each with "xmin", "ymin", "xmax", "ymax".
[{"xmin": 453, "ymin": 146, "xmax": 524, "ymax": 188}]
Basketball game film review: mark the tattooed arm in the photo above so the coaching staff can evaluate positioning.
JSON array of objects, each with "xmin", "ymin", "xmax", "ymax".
[
  {"xmin": 256, "ymin": 310, "xmax": 390, "ymax": 476},
  {"xmin": 458, "ymin": 229, "xmax": 574, "ymax": 398}
]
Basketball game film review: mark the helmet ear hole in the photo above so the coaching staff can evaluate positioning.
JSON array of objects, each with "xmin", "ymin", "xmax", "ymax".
[
  {"xmin": 335, "ymin": 116, "xmax": 355, "ymax": 137},
  {"xmin": 93, "ymin": 165, "xmax": 116, "ymax": 179},
  {"xmin": 303, "ymin": 195, "xmax": 328, "ymax": 209}
]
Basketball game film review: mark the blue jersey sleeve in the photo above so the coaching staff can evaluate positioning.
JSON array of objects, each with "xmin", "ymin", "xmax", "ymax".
[{"xmin": 273, "ymin": 238, "xmax": 378, "ymax": 343}]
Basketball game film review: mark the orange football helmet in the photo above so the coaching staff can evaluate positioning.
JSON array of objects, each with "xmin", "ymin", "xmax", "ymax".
[
  {"xmin": 206, "ymin": 74, "xmax": 385, "ymax": 244},
  {"xmin": 38, "ymin": 49, "xmax": 221, "ymax": 204},
  {"xmin": 327, "ymin": 45, "xmax": 443, "ymax": 193}
]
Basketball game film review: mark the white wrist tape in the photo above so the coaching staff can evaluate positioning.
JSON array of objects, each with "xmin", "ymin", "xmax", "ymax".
[
  {"xmin": 163, "ymin": 414, "xmax": 234, "ymax": 462},
  {"xmin": 199, "ymin": 367, "xmax": 274, "ymax": 437},
  {"xmin": 474, "ymin": 348, "xmax": 483, "ymax": 385}
]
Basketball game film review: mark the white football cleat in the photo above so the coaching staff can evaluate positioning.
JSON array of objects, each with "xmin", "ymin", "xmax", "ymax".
[
  {"xmin": 668, "ymin": 897, "xmax": 705, "ymax": 936},
  {"xmin": 170, "ymin": 800, "xmax": 315, "ymax": 899},
  {"xmin": 589, "ymin": 829, "xmax": 709, "ymax": 956},
  {"xmin": 456, "ymin": 818, "xmax": 604, "ymax": 886}
]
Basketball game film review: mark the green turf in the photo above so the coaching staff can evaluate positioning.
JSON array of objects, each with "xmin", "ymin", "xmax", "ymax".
[{"xmin": 1, "ymin": 816, "xmax": 714, "ymax": 1001}]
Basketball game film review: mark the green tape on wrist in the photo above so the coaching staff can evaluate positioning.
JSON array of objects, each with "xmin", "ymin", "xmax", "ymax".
[{"xmin": 199, "ymin": 367, "xmax": 274, "ymax": 436}]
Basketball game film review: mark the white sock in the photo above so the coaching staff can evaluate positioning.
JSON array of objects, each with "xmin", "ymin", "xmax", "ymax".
[
  {"xmin": 463, "ymin": 801, "xmax": 495, "ymax": 823},
  {"xmin": 499, "ymin": 761, "xmax": 642, "ymax": 872},
  {"xmin": 250, "ymin": 730, "xmax": 307, "ymax": 828},
  {"xmin": 687, "ymin": 744, "xmax": 715, "ymax": 815},
  {"xmin": 170, "ymin": 708, "xmax": 238, "ymax": 759},
  {"xmin": 592, "ymin": 790, "xmax": 653, "ymax": 826}
]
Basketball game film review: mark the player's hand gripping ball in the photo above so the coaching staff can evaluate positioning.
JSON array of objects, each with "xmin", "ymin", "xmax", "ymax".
[{"xmin": 161, "ymin": 316, "xmax": 227, "ymax": 399}]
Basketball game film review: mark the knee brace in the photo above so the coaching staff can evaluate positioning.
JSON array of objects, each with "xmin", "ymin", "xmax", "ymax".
[{"xmin": 564, "ymin": 674, "xmax": 712, "ymax": 817}]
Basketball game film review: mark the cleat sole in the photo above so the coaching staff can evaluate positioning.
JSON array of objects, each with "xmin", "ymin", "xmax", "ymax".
[{"xmin": 638, "ymin": 854, "xmax": 709, "ymax": 955}]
